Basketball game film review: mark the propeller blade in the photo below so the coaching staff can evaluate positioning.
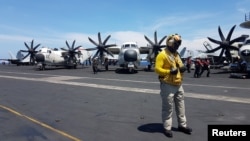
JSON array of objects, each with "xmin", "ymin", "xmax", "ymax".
[
  {"xmin": 219, "ymin": 49, "xmax": 225, "ymax": 57},
  {"xmin": 228, "ymin": 45, "xmax": 239, "ymax": 50},
  {"xmin": 144, "ymin": 35, "xmax": 154, "ymax": 46},
  {"xmin": 61, "ymin": 48, "xmax": 68, "ymax": 51},
  {"xmin": 206, "ymin": 46, "xmax": 221, "ymax": 53},
  {"xmin": 31, "ymin": 40, "xmax": 34, "ymax": 48},
  {"xmin": 66, "ymin": 40, "xmax": 71, "ymax": 49},
  {"xmin": 73, "ymin": 45, "xmax": 82, "ymax": 51},
  {"xmin": 225, "ymin": 48, "xmax": 232, "ymax": 62},
  {"xmin": 22, "ymin": 53, "xmax": 30, "ymax": 60},
  {"xmin": 218, "ymin": 48, "xmax": 225, "ymax": 63},
  {"xmin": 103, "ymin": 35, "xmax": 111, "ymax": 45},
  {"xmin": 104, "ymin": 49, "xmax": 114, "ymax": 57},
  {"xmin": 159, "ymin": 36, "xmax": 167, "ymax": 45},
  {"xmin": 20, "ymin": 50, "xmax": 29, "ymax": 52},
  {"xmin": 88, "ymin": 37, "xmax": 99, "ymax": 47},
  {"xmin": 24, "ymin": 42, "xmax": 30, "ymax": 49},
  {"xmin": 72, "ymin": 40, "xmax": 76, "ymax": 49},
  {"xmin": 104, "ymin": 44, "xmax": 116, "ymax": 48},
  {"xmin": 160, "ymin": 45, "xmax": 166, "ymax": 48},
  {"xmin": 207, "ymin": 37, "xmax": 221, "ymax": 45},
  {"xmin": 34, "ymin": 43, "xmax": 41, "ymax": 50},
  {"xmin": 226, "ymin": 25, "xmax": 236, "ymax": 41},
  {"xmin": 154, "ymin": 31, "xmax": 158, "ymax": 44},
  {"xmin": 230, "ymin": 36, "xmax": 247, "ymax": 45},
  {"xmin": 218, "ymin": 26, "xmax": 225, "ymax": 41},
  {"xmin": 86, "ymin": 47, "xmax": 98, "ymax": 51},
  {"xmin": 93, "ymin": 50, "xmax": 100, "ymax": 59},
  {"xmin": 98, "ymin": 32, "xmax": 102, "ymax": 44}
]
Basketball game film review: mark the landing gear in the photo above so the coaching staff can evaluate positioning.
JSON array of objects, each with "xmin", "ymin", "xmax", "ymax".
[
  {"xmin": 129, "ymin": 68, "xmax": 133, "ymax": 73},
  {"xmin": 105, "ymin": 64, "xmax": 108, "ymax": 71},
  {"xmin": 128, "ymin": 68, "xmax": 138, "ymax": 73},
  {"xmin": 37, "ymin": 63, "xmax": 45, "ymax": 70}
]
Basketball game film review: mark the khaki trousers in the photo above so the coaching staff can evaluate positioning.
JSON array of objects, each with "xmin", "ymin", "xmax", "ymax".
[{"xmin": 160, "ymin": 82, "xmax": 187, "ymax": 130}]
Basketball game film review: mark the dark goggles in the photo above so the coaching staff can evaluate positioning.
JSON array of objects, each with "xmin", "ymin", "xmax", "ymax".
[{"xmin": 174, "ymin": 40, "xmax": 182, "ymax": 48}]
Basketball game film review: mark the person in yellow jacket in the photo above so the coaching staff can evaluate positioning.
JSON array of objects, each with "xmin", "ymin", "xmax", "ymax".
[{"xmin": 155, "ymin": 34, "xmax": 192, "ymax": 137}]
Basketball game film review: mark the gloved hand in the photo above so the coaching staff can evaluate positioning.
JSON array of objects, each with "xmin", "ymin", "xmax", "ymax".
[
  {"xmin": 170, "ymin": 68, "xmax": 178, "ymax": 75},
  {"xmin": 179, "ymin": 66, "xmax": 187, "ymax": 73}
]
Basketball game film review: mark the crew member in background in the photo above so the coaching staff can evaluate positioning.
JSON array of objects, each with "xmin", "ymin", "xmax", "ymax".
[
  {"xmin": 193, "ymin": 57, "xmax": 202, "ymax": 78},
  {"xmin": 92, "ymin": 58, "xmax": 98, "ymax": 74},
  {"xmin": 104, "ymin": 57, "xmax": 109, "ymax": 71},
  {"xmin": 199, "ymin": 58, "xmax": 210, "ymax": 77},
  {"xmin": 155, "ymin": 34, "xmax": 192, "ymax": 138},
  {"xmin": 186, "ymin": 56, "xmax": 192, "ymax": 73}
]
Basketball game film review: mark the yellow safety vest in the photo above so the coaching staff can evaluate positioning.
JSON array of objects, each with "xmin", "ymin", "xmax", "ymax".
[{"xmin": 155, "ymin": 49, "xmax": 184, "ymax": 86}]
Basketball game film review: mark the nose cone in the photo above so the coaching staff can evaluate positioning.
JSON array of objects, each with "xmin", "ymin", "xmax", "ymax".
[
  {"xmin": 241, "ymin": 49, "xmax": 250, "ymax": 57},
  {"xmin": 124, "ymin": 49, "xmax": 137, "ymax": 62},
  {"xmin": 35, "ymin": 53, "xmax": 45, "ymax": 62},
  {"xmin": 240, "ymin": 49, "xmax": 250, "ymax": 62}
]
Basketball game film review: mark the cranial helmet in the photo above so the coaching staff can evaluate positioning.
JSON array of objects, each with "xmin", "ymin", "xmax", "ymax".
[{"xmin": 166, "ymin": 34, "xmax": 182, "ymax": 53}]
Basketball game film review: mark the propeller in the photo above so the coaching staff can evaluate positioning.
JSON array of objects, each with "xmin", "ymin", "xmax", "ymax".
[
  {"xmin": 86, "ymin": 32, "xmax": 116, "ymax": 63},
  {"xmin": 144, "ymin": 31, "xmax": 167, "ymax": 63},
  {"xmin": 61, "ymin": 40, "xmax": 82, "ymax": 67},
  {"xmin": 21, "ymin": 39, "xmax": 41, "ymax": 65},
  {"xmin": 206, "ymin": 25, "xmax": 247, "ymax": 63}
]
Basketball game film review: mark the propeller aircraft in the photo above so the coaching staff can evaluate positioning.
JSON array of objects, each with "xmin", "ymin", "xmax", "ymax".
[
  {"xmin": 86, "ymin": 32, "xmax": 117, "ymax": 70},
  {"xmin": 35, "ymin": 40, "xmax": 91, "ymax": 70},
  {"xmin": 206, "ymin": 25, "xmax": 248, "ymax": 64},
  {"xmin": 205, "ymin": 13, "xmax": 250, "ymax": 78},
  {"xmin": 115, "ymin": 42, "xmax": 144, "ymax": 73},
  {"xmin": 86, "ymin": 31, "xmax": 189, "ymax": 73},
  {"xmin": 86, "ymin": 32, "xmax": 149, "ymax": 73},
  {"xmin": 235, "ymin": 13, "xmax": 250, "ymax": 77},
  {"xmin": 0, "ymin": 50, "xmax": 30, "ymax": 65},
  {"xmin": 0, "ymin": 40, "xmax": 40, "ymax": 65}
]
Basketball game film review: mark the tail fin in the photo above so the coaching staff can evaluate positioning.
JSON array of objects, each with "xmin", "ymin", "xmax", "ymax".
[
  {"xmin": 78, "ymin": 47, "xmax": 93, "ymax": 63},
  {"xmin": 179, "ymin": 47, "xmax": 186, "ymax": 58},
  {"xmin": 16, "ymin": 50, "xmax": 24, "ymax": 60},
  {"xmin": 8, "ymin": 51, "xmax": 17, "ymax": 59}
]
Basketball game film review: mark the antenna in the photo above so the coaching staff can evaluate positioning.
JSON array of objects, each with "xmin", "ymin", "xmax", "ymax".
[
  {"xmin": 249, "ymin": 12, "xmax": 250, "ymax": 21},
  {"xmin": 203, "ymin": 41, "xmax": 213, "ymax": 51},
  {"xmin": 246, "ymin": 12, "xmax": 250, "ymax": 21}
]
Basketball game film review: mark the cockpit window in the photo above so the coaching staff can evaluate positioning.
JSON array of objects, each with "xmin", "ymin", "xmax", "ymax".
[
  {"xmin": 131, "ymin": 44, "xmax": 137, "ymax": 48},
  {"xmin": 245, "ymin": 39, "xmax": 250, "ymax": 44},
  {"xmin": 125, "ymin": 44, "xmax": 130, "ymax": 48},
  {"xmin": 122, "ymin": 43, "xmax": 138, "ymax": 49}
]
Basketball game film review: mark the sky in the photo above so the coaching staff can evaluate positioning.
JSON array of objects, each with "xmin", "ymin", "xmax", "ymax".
[{"xmin": 0, "ymin": 0, "xmax": 250, "ymax": 59}]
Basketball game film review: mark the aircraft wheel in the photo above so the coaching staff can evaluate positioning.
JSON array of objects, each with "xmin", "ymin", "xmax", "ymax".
[
  {"xmin": 128, "ymin": 68, "xmax": 134, "ymax": 73},
  {"xmin": 147, "ymin": 64, "xmax": 152, "ymax": 70},
  {"xmin": 39, "ymin": 65, "xmax": 45, "ymax": 71},
  {"xmin": 105, "ymin": 65, "xmax": 108, "ymax": 71}
]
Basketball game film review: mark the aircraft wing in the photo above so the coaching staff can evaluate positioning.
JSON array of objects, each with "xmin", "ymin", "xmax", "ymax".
[
  {"xmin": 139, "ymin": 46, "xmax": 150, "ymax": 54},
  {"xmin": 0, "ymin": 59, "xmax": 11, "ymax": 61},
  {"xmin": 107, "ymin": 47, "xmax": 120, "ymax": 54},
  {"xmin": 107, "ymin": 54, "xmax": 118, "ymax": 60}
]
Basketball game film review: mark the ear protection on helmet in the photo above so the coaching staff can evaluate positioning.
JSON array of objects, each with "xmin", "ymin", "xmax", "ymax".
[
  {"xmin": 167, "ymin": 34, "xmax": 181, "ymax": 47},
  {"xmin": 167, "ymin": 36, "xmax": 175, "ymax": 47}
]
